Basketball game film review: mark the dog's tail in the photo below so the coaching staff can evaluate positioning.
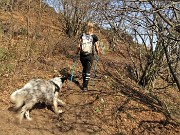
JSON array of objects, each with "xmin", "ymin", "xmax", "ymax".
[{"xmin": 10, "ymin": 89, "xmax": 27, "ymax": 110}]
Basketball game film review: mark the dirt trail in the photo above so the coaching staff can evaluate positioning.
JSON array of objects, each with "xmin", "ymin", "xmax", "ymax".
[
  {"xmin": 0, "ymin": 75, "xmax": 109, "ymax": 135},
  {"xmin": 0, "ymin": 57, "xmax": 180, "ymax": 135},
  {"xmin": 0, "ymin": 54, "xmax": 180, "ymax": 135}
]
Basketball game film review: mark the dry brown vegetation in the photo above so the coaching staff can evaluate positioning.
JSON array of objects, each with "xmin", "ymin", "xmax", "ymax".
[{"xmin": 0, "ymin": 0, "xmax": 179, "ymax": 135}]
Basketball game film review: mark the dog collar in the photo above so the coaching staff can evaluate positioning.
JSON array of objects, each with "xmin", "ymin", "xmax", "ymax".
[{"xmin": 50, "ymin": 81, "xmax": 60, "ymax": 93}]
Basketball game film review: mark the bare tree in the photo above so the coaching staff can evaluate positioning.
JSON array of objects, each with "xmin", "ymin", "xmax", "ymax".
[
  {"xmin": 49, "ymin": 0, "xmax": 96, "ymax": 37},
  {"xmin": 91, "ymin": 0, "xmax": 180, "ymax": 91},
  {"xmin": 83, "ymin": 0, "xmax": 180, "ymax": 123}
]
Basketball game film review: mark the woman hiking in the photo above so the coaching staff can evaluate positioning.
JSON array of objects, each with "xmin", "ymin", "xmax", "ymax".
[{"xmin": 75, "ymin": 22, "xmax": 100, "ymax": 91}]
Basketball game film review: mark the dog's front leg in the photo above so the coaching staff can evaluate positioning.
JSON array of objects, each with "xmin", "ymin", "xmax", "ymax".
[
  {"xmin": 53, "ymin": 92, "xmax": 63, "ymax": 114},
  {"xmin": 57, "ymin": 98, "xmax": 66, "ymax": 106}
]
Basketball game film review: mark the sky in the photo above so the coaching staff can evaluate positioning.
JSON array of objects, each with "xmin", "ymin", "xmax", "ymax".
[{"xmin": 44, "ymin": 0, "xmax": 157, "ymax": 49}]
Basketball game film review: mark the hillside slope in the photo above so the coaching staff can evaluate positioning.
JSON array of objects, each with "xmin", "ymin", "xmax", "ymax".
[{"xmin": 0, "ymin": 1, "xmax": 179, "ymax": 135}]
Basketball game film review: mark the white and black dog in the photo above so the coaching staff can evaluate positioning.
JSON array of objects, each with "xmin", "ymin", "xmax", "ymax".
[{"xmin": 10, "ymin": 76, "xmax": 66, "ymax": 123}]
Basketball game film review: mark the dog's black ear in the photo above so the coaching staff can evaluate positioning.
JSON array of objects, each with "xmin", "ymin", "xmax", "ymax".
[{"xmin": 61, "ymin": 77, "xmax": 67, "ymax": 83}]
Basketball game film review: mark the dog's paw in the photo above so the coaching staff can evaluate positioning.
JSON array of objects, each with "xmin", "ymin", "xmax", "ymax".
[
  {"xmin": 24, "ymin": 111, "xmax": 32, "ymax": 121},
  {"xmin": 26, "ymin": 117, "xmax": 33, "ymax": 121},
  {"xmin": 58, "ymin": 109, "xmax": 63, "ymax": 114},
  {"xmin": 55, "ymin": 109, "xmax": 63, "ymax": 114}
]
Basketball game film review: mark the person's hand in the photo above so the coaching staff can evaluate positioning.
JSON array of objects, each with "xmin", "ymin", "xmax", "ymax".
[
  {"xmin": 97, "ymin": 51, "xmax": 100, "ymax": 55},
  {"xmin": 96, "ymin": 50, "xmax": 100, "ymax": 55}
]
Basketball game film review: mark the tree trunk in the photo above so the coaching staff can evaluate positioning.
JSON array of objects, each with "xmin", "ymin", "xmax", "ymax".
[{"xmin": 162, "ymin": 42, "xmax": 180, "ymax": 91}]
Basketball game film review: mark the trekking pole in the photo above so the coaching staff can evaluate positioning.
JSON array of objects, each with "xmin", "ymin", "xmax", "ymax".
[
  {"xmin": 92, "ymin": 55, "xmax": 99, "ymax": 89},
  {"xmin": 69, "ymin": 54, "xmax": 78, "ymax": 89}
]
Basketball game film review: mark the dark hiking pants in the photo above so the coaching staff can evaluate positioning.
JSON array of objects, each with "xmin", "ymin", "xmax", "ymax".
[{"xmin": 80, "ymin": 54, "xmax": 93, "ymax": 88}]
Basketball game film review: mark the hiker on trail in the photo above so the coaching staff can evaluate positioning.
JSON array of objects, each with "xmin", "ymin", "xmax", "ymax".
[{"xmin": 75, "ymin": 22, "xmax": 100, "ymax": 91}]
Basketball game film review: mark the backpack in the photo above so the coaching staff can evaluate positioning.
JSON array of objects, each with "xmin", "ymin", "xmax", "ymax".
[{"xmin": 80, "ymin": 33, "xmax": 93, "ymax": 55}]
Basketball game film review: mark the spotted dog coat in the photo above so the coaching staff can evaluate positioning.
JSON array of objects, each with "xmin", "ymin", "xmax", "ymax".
[{"xmin": 10, "ymin": 77, "xmax": 66, "ymax": 123}]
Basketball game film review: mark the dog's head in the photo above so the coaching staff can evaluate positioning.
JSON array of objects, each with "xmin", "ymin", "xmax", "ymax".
[
  {"xmin": 61, "ymin": 77, "xmax": 68, "ymax": 83},
  {"xmin": 51, "ymin": 75, "xmax": 68, "ymax": 88},
  {"xmin": 52, "ymin": 68, "xmax": 70, "ymax": 90}
]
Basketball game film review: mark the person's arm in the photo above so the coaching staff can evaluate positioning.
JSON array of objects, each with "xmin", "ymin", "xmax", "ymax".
[
  {"xmin": 95, "ymin": 41, "xmax": 100, "ymax": 55},
  {"xmin": 73, "ymin": 43, "xmax": 80, "ymax": 62},
  {"xmin": 75, "ymin": 37, "xmax": 82, "ymax": 54},
  {"xmin": 76, "ymin": 43, "xmax": 81, "ymax": 54}
]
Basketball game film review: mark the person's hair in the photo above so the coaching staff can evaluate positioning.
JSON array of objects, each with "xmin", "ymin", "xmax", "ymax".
[{"xmin": 86, "ymin": 22, "xmax": 94, "ymax": 34}]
